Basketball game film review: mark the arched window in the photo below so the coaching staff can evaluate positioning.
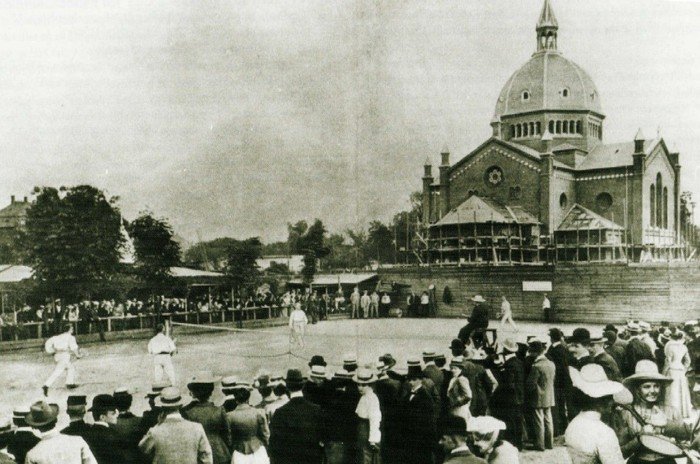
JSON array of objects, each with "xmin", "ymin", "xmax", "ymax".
[
  {"xmin": 650, "ymin": 184, "xmax": 656, "ymax": 227},
  {"xmin": 656, "ymin": 173, "xmax": 663, "ymax": 228},
  {"xmin": 562, "ymin": 88, "xmax": 569, "ymax": 98},
  {"xmin": 549, "ymin": 120, "xmax": 554, "ymax": 133},
  {"xmin": 569, "ymin": 121, "xmax": 575, "ymax": 133},
  {"xmin": 596, "ymin": 192, "xmax": 613, "ymax": 211},
  {"xmin": 516, "ymin": 124, "xmax": 522, "ymax": 138},
  {"xmin": 556, "ymin": 121, "xmax": 561, "ymax": 134},
  {"xmin": 536, "ymin": 122, "xmax": 541, "ymax": 134},
  {"xmin": 562, "ymin": 121, "xmax": 568, "ymax": 134},
  {"xmin": 511, "ymin": 125, "xmax": 516, "ymax": 138},
  {"xmin": 522, "ymin": 90, "xmax": 530, "ymax": 101},
  {"xmin": 559, "ymin": 193, "xmax": 568, "ymax": 209},
  {"xmin": 529, "ymin": 122, "xmax": 535, "ymax": 136},
  {"xmin": 576, "ymin": 121, "xmax": 582, "ymax": 134},
  {"xmin": 523, "ymin": 123, "xmax": 529, "ymax": 137},
  {"xmin": 663, "ymin": 187, "xmax": 668, "ymax": 229}
]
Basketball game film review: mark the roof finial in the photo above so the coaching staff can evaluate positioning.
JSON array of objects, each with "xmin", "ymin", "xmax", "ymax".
[{"xmin": 536, "ymin": 0, "xmax": 558, "ymax": 52}]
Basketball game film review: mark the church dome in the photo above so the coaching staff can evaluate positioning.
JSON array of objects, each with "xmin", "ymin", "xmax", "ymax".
[
  {"xmin": 493, "ymin": 0, "xmax": 603, "ymax": 119},
  {"xmin": 494, "ymin": 52, "xmax": 602, "ymax": 119}
]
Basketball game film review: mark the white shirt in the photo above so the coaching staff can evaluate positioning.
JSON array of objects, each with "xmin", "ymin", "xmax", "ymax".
[
  {"xmin": 45, "ymin": 332, "xmax": 79, "ymax": 355},
  {"xmin": 289, "ymin": 309, "xmax": 308, "ymax": 327},
  {"xmin": 565, "ymin": 411, "xmax": 625, "ymax": 464},
  {"xmin": 501, "ymin": 300, "xmax": 511, "ymax": 314},
  {"xmin": 542, "ymin": 297, "xmax": 551, "ymax": 309},
  {"xmin": 25, "ymin": 431, "xmax": 97, "ymax": 464},
  {"xmin": 147, "ymin": 333, "xmax": 176, "ymax": 355},
  {"xmin": 420, "ymin": 294, "xmax": 429, "ymax": 304},
  {"xmin": 355, "ymin": 390, "xmax": 381, "ymax": 443}
]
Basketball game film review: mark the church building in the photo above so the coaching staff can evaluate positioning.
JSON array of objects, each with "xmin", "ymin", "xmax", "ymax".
[{"xmin": 421, "ymin": 0, "xmax": 682, "ymax": 264}]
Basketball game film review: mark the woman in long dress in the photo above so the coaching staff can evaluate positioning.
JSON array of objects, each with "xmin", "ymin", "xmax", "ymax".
[{"xmin": 662, "ymin": 330, "xmax": 693, "ymax": 418}]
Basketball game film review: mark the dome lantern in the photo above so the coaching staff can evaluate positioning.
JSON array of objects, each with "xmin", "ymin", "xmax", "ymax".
[{"xmin": 536, "ymin": 0, "xmax": 558, "ymax": 52}]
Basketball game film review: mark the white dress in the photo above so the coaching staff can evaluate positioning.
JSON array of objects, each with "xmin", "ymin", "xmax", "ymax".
[{"xmin": 662, "ymin": 339, "xmax": 693, "ymax": 418}]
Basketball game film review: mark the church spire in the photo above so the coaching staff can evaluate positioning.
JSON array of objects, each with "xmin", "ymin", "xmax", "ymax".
[{"xmin": 536, "ymin": 0, "xmax": 558, "ymax": 52}]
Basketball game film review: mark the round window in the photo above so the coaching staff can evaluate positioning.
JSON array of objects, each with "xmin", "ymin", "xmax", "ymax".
[
  {"xmin": 484, "ymin": 166, "xmax": 504, "ymax": 187},
  {"xmin": 596, "ymin": 192, "xmax": 613, "ymax": 210},
  {"xmin": 559, "ymin": 193, "xmax": 568, "ymax": 209}
]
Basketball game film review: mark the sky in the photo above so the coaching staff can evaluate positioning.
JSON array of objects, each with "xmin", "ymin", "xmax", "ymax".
[{"xmin": 0, "ymin": 0, "xmax": 698, "ymax": 244}]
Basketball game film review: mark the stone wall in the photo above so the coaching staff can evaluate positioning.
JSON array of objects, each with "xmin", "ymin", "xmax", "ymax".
[{"xmin": 378, "ymin": 263, "xmax": 699, "ymax": 324}]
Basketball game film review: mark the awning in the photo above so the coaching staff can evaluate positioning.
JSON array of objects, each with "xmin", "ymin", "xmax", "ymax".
[
  {"xmin": 0, "ymin": 265, "xmax": 34, "ymax": 283},
  {"xmin": 288, "ymin": 273, "xmax": 378, "ymax": 287}
]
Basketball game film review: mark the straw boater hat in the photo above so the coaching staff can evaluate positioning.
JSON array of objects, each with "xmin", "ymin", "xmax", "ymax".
[
  {"xmin": 467, "ymin": 416, "xmax": 506, "ymax": 434},
  {"xmin": 569, "ymin": 364, "xmax": 623, "ymax": 398},
  {"xmin": 145, "ymin": 383, "xmax": 168, "ymax": 399},
  {"xmin": 333, "ymin": 369, "xmax": 353, "ymax": 381},
  {"xmin": 353, "ymin": 368, "xmax": 377, "ymax": 385},
  {"xmin": 449, "ymin": 356, "xmax": 465, "ymax": 369},
  {"xmin": 471, "ymin": 295, "xmax": 486, "ymax": 303},
  {"xmin": 626, "ymin": 320, "xmax": 642, "ymax": 333},
  {"xmin": 12, "ymin": 406, "xmax": 31, "ymax": 421},
  {"xmin": 622, "ymin": 360, "xmax": 672, "ymax": 390},
  {"xmin": 24, "ymin": 400, "xmax": 59, "ymax": 427},
  {"xmin": 155, "ymin": 387, "xmax": 189, "ymax": 408},
  {"xmin": 343, "ymin": 354, "xmax": 358, "ymax": 368},
  {"xmin": 187, "ymin": 371, "xmax": 220, "ymax": 387},
  {"xmin": 309, "ymin": 365, "xmax": 327, "ymax": 380}
]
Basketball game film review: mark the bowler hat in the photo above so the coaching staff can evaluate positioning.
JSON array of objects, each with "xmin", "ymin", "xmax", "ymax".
[
  {"xmin": 25, "ymin": 401, "xmax": 59, "ymax": 427},
  {"xmin": 566, "ymin": 328, "xmax": 592, "ymax": 345},
  {"xmin": 285, "ymin": 369, "xmax": 305, "ymax": 388},
  {"xmin": 308, "ymin": 355, "xmax": 327, "ymax": 368},
  {"xmin": 88, "ymin": 394, "xmax": 117, "ymax": 412},
  {"xmin": 604, "ymin": 324, "xmax": 618, "ymax": 334},
  {"xmin": 66, "ymin": 395, "xmax": 87, "ymax": 412},
  {"xmin": 449, "ymin": 338, "xmax": 465, "ymax": 351}
]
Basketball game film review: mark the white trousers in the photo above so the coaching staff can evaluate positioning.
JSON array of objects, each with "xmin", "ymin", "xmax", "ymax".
[
  {"xmin": 232, "ymin": 447, "xmax": 269, "ymax": 464},
  {"xmin": 44, "ymin": 352, "xmax": 75, "ymax": 387},
  {"xmin": 153, "ymin": 354, "xmax": 176, "ymax": 386}
]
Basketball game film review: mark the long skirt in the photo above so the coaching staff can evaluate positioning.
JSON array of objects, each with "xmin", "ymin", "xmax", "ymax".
[
  {"xmin": 232, "ymin": 446, "xmax": 269, "ymax": 464},
  {"xmin": 663, "ymin": 366, "xmax": 693, "ymax": 418}
]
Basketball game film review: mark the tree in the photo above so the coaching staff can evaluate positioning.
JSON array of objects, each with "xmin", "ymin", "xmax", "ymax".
[
  {"xmin": 367, "ymin": 220, "xmax": 395, "ymax": 263},
  {"xmin": 127, "ymin": 212, "xmax": 181, "ymax": 290},
  {"xmin": 224, "ymin": 237, "xmax": 263, "ymax": 295},
  {"xmin": 23, "ymin": 185, "xmax": 125, "ymax": 301},
  {"xmin": 289, "ymin": 219, "xmax": 329, "ymax": 284}
]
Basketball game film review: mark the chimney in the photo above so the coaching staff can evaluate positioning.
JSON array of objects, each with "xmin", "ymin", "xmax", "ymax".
[
  {"xmin": 23, "ymin": 196, "xmax": 27, "ymax": 203},
  {"xmin": 423, "ymin": 157, "xmax": 432, "ymax": 178},
  {"xmin": 440, "ymin": 145, "xmax": 450, "ymax": 166},
  {"xmin": 10, "ymin": 195, "xmax": 15, "ymax": 204},
  {"xmin": 634, "ymin": 128, "xmax": 645, "ymax": 154}
]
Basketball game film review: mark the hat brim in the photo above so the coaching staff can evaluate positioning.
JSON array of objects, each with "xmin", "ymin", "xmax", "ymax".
[
  {"xmin": 155, "ymin": 394, "xmax": 190, "ymax": 408},
  {"xmin": 623, "ymin": 373, "xmax": 673, "ymax": 390},
  {"xmin": 25, "ymin": 404, "xmax": 59, "ymax": 427},
  {"xmin": 570, "ymin": 368, "xmax": 623, "ymax": 398}
]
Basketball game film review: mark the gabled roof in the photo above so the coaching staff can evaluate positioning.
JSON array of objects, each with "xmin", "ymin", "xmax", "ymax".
[
  {"xmin": 577, "ymin": 138, "xmax": 661, "ymax": 171},
  {"xmin": 433, "ymin": 195, "xmax": 538, "ymax": 227},
  {"xmin": 449, "ymin": 137, "xmax": 543, "ymax": 176},
  {"xmin": 557, "ymin": 204, "xmax": 624, "ymax": 231}
]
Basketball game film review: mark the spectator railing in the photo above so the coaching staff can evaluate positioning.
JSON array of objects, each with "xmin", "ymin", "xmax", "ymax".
[{"xmin": 0, "ymin": 305, "xmax": 291, "ymax": 342}]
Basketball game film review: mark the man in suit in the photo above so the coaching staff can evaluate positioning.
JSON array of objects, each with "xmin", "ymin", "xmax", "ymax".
[
  {"xmin": 84, "ymin": 394, "xmax": 124, "ymax": 464},
  {"xmin": 490, "ymin": 338, "xmax": 524, "ymax": 450},
  {"xmin": 375, "ymin": 356, "xmax": 402, "ymax": 464},
  {"xmin": 525, "ymin": 340, "xmax": 555, "ymax": 451},
  {"xmin": 590, "ymin": 335, "xmax": 622, "ymax": 382},
  {"xmin": 61, "ymin": 396, "xmax": 92, "ymax": 440},
  {"xmin": 138, "ymin": 387, "xmax": 213, "ymax": 464},
  {"xmin": 111, "ymin": 388, "xmax": 143, "ymax": 464},
  {"xmin": 603, "ymin": 324, "xmax": 626, "ymax": 373},
  {"xmin": 622, "ymin": 321, "xmax": 655, "ymax": 377},
  {"xmin": 422, "ymin": 350, "xmax": 445, "ymax": 401},
  {"xmin": 0, "ymin": 406, "xmax": 40, "ymax": 464},
  {"xmin": 458, "ymin": 295, "xmax": 490, "ymax": 346},
  {"xmin": 140, "ymin": 384, "xmax": 167, "ymax": 436},
  {"xmin": 437, "ymin": 416, "xmax": 487, "ymax": 464},
  {"xmin": 269, "ymin": 369, "xmax": 323, "ymax": 464},
  {"xmin": 398, "ymin": 361, "xmax": 436, "ymax": 464},
  {"xmin": 546, "ymin": 328, "xmax": 570, "ymax": 436}
]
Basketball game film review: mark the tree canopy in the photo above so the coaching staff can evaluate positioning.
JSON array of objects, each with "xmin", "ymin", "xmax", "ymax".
[
  {"xmin": 127, "ymin": 212, "xmax": 181, "ymax": 288},
  {"xmin": 224, "ymin": 237, "xmax": 263, "ymax": 294},
  {"xmin": 23, "ymin": 185, "xmax": 125, "ymax": 300}
]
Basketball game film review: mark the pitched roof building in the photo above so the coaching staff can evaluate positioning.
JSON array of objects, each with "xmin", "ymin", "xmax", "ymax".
[{"xmin": 422, "ymin": 0, "xmax": 682, "ymax": 264}]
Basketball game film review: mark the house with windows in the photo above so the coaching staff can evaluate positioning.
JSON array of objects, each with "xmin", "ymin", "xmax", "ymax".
[{"xmin": 422, "ymin": 0, "xmax": 682, "ymax": 264}]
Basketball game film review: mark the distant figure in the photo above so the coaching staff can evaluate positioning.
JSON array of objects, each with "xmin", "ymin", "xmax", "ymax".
[
  {"xmin": 43, "ymin": 323, "xmax": 83, "ymax": 396},
  {"xmin": 148, "ymin": 323, "xmax": 177, "ymax": 386},
  {"xmin": 289, "ymin": 303, "xmax": 308, "ymax": 348},
  {"xmin": 360, "ymin": 291, "xmax": 371, "ymax": 319},
  {"xmin": 499, "ymin": 296, "xmax": 517, "ymax": 331},
  {"xmin": 420, "ymin": 291, "xmax": 430, "ymax": 318},
  {"xmin": 406, "ymin": 291, "xmax": 420, "ymax": 318},
  {"xmin": 458, "ymin": 295, "xmax": 490, "ymax": 345},
  {"xmin": 350, "ymin": 288, "xmax": 361, "ymax": 319},
  {"xmin": 369, "ymin": 291, "xmax": 379, "ymax": 318},
  {"xmin": 542, "ymin": 294, "xmax": 551, "ymax": 322}
]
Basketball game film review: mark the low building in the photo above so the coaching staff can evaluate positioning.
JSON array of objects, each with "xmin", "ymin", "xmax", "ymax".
[{"xmin": 256, "ymin": 255, "xmax": 305, "ymax": 273}]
